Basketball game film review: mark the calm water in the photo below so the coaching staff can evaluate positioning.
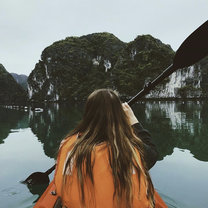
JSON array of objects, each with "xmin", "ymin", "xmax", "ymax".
[{"xmin": 0, "ymin": 101, "xmax": 208, "ymax": 208}]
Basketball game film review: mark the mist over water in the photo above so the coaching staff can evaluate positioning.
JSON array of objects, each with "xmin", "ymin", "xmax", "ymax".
[{"xmin": 0, "ymin": 101, "xmax": 208, "ymax": 208}]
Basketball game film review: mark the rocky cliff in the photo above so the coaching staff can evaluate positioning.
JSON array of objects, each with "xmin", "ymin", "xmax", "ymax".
[
  {"xmin": 146, "ymin": 57, "xmax": 208, "ymax": 99},
  {"xmin": 28, "ymin": 33, "xmax": 125, "ymax": 102},
  {"xmin": 113, "ymin": 35, "xmax": 174, "ymax": 97},
  {"xmin": 28, "ymin": 33, "xmax": 208, "ymax": 102},
  {"xmin": 0, "ymin": 64, "xmax": 27, "ymax": 105}
]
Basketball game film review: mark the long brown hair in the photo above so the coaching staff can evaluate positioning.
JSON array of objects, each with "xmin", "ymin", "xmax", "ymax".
[{"xmin": 62, "ymin": 89, "xmax": 155, "ymax": 207}]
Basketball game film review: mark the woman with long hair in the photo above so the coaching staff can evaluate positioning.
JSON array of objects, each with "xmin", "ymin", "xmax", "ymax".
[{"xmin": 54, "ymin": 89, "xmax": 167, "ymax": 208}]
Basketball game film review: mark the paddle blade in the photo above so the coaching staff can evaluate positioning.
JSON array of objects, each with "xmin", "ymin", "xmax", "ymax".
[
  {"xmin": 173, "ymin": 20, "xmax": 208, "ymax": 68},
  {"xmin": 23, "ymin": 172, "xmax": 50, "ymax": 185}
]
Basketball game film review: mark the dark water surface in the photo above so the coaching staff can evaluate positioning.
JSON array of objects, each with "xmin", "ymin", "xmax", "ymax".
[{"xmin": 0, "ymin": 101, "xmax": 208, "ymax": 208}]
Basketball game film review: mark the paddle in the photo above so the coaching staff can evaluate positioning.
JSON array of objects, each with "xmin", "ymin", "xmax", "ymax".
[
  {"xmin": 24, "ymin": 20, "xmax": 208, "ymax": 186},
  {"xmin": 128, "ymin": 20, "xmax": 208, "ymax": 105},
  {"xmin": 23, "ymin": 164, "xmax": 56, "ymax": 185}
]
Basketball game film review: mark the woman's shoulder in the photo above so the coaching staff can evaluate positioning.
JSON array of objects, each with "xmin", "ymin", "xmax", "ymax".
[
  {"xmin": 59, "ymin": 134, "xmax": 78, "ymax": 150},
  {"xmin": 56, "ymin": 134, "xmax": 78, "ymax": 165}
]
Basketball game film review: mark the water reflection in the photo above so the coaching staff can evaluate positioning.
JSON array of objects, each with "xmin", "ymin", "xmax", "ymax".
[
  {"xmin": 28, "ymin": 103, "xmax": 83, "ymax": 158},
  {"xmin": 0, "ymin": 108, "xmax": 29, "ymax": 144},
  {"xmin": 1, "ymin": 101, "xmax": 208, "ymax": 162},
  {"xmin": 132, "ymin": 101, "xmax": 208, "ymax": 161}
]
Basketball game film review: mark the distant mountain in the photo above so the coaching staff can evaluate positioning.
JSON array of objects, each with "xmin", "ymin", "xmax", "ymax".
[
  {"xmin": 11, "ymin": 73, "xmax": 28, "ymax": 91},
  {"xmin": 0, "ymin": 64, "xmax": 27, "ymax": 105}
]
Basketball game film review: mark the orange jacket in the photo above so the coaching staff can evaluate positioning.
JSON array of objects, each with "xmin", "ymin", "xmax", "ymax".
[{"xmin": 54, "ymin": 134, "xmax": 168, "ymax": 208}]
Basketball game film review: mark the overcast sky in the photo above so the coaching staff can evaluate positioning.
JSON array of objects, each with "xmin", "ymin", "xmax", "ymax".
[{"xmin": 0, "ymin": 0, "xmax": 207, "ymax": 76}]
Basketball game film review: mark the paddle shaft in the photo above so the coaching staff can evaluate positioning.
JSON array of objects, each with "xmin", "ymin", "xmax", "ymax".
[
  {"xmin": 128, "ymin": 64, "xmax": 175, "ymax": 106},
  {"xmin": 45, "ymin": 164, "xmax": 56, "ymax": 175}
]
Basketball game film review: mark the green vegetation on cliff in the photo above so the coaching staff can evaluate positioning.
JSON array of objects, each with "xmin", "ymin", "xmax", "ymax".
[
  {"xmin": 113, "ymin": 35, "xmax": 174, "ymax": 96},
  {"xmin": 28, "ymin": 32, "xmax": 126, "ymax": 102},
  {"xmin": 0, "ymin": 64, "xmax": 27, "ymax": 105}
]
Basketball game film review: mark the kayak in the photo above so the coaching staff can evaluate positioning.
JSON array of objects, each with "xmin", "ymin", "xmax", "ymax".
[
  {"xmin": 33, "ymin": 180, "xmax": 61, "ymax": 208},
  {"xmin": 34, "ymin": 180, "xmax": 167, "ymax": 208}
]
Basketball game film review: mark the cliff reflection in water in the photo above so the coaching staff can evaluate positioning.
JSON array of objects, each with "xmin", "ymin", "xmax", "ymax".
[
  {"xmin": 133, "ymin": 101, "xmax": 208, "ymax": 161},
  {"xmin": 28, "ymin": 103, "xmax": 83, "ymax": 158},
  {"xmin": 1, "ymin": 101, "xmax": 208, "ymax": 162},
  {"xmin": 0, "ymin": 107, "xmax": 29, "ymax": 144}
]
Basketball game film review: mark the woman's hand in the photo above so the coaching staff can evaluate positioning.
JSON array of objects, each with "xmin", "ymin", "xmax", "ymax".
[{"xmin": 122, "ymin": 102, "xmax": 138, "ymax": 125}]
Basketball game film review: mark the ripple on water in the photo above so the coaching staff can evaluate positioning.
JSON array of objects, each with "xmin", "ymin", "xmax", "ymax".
[
  {"xmin": 0, "ymin": 184, "xmax": 37, "ymax": 208},
  {"xmin": 0, "ymin": 186, "xmax": 22, "ymax": 196},
  {"xmin": 158, "ymin": 191, "xmax": 187, "ymax": 208}
]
